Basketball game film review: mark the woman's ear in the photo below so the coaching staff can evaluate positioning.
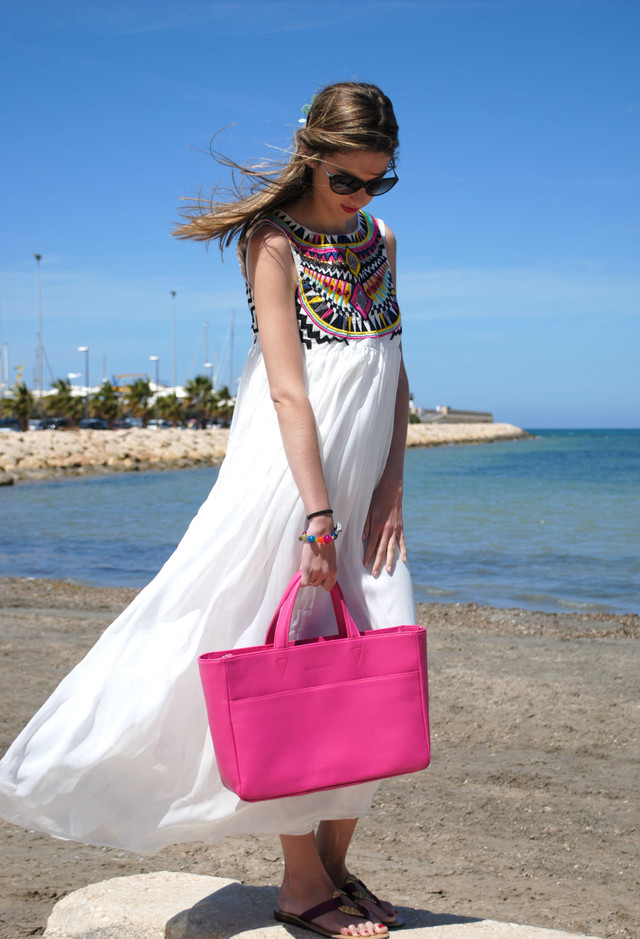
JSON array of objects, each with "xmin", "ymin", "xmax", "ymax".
[{"xmin": 297, "ymin": 145, "xmax": 314, "ymax": 169}]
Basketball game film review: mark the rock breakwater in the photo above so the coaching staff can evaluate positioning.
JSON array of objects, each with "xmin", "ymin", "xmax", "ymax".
[
  {"xmin": 406, "ymin": 421, "xmax": 530, "ymax": 448},
  {"xmin": 0, "ymin": 427, "xmax": 229, "ymax": 483},
  {"xmin": 0, "ymin": 422, "xmax": 529, "ymax": 483}
]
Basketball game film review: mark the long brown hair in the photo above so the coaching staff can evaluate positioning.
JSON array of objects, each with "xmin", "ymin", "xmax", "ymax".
[{"xmin": 173, "ymin": 82, "xmax": 399, "ymax": 251}]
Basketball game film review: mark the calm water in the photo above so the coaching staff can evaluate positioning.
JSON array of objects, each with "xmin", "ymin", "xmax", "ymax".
[{"xmin": 1, "ymin": 430, "xmax": 638, "ymax": 615}]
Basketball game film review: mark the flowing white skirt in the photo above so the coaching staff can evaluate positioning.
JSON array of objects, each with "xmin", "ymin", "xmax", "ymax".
[{"xmin": 0, "ymin": 335, "xmax": 415, "ymax": 854}]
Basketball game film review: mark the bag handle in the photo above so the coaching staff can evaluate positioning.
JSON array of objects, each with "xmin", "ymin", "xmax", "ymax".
[{"xmin": 265, "ymin": 572, "xmax": 361, "ymax": 648}]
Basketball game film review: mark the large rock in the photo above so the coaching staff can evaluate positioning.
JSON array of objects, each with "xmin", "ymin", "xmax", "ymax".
[{"xmin": 43, "ymin": 871, "xmax": 604, "ymax": 939}]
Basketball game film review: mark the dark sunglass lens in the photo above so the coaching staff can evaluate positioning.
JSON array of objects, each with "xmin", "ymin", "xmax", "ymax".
[
  {"xmin": 366, "ymin": 177, "xmax": 398, "ymax": 196},
  {"xmin": 329, "ymin": 175, "xmax": 361, "ymax": 195}
]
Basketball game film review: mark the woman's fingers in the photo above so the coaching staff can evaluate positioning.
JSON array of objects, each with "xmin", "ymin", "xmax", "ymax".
[
  {"xmin": 300, "ymin": 571, "xmax": 337, "ymax": 590},
  {"xmin": 362, "ymin": 506, "xmax": 371, "ymax": 543},
  {"xmin": 385, "ymin": 532, "xmax": 397, "ymax": 574},
  {"xmin": 397, "ymin": 528, "xmax": 408, "ymax": 564},
  {"xmin": 300, "ymin": 542, "xmax": 337, "ymax": 589},
  {"xmin": 366, "ymin": 523, "xmax": 408, "ymax": 576},
  {"xmin": 362, "ymin": 532, "xmax": 376, "ymax": 569},
  {"xmin": 371, "ymin": 530, "xmax": 393, "ymax": 577}
]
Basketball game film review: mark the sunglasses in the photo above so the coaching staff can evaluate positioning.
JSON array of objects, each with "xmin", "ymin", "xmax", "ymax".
[{"xmin": 320, "ymin": 161, "xmax": 398, "ymax": 197}]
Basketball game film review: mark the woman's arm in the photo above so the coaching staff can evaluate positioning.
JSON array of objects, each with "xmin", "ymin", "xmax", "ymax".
[
  {"xmin": 248, "ymin": 225, "xmax": 337, "ymax": 589},
  {"xmin": 362, "ymin": 224, "xmax": 410, "ymax": 576}
]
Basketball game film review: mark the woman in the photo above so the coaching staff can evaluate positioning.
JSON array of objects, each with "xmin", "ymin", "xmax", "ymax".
[{"xmin": 0, "ymin": 82, "xmax": 414, "ymax": 939}]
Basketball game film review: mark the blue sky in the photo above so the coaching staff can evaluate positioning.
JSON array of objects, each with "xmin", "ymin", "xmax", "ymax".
[{"xmin": 1, "ymin": 0, "xmax": 638, "ymax": 428}]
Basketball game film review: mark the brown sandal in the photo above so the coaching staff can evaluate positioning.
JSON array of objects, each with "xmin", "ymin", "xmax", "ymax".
[
  {"xmin": 275, "ymin": 890, "xmax": 389, "ymax": 938},
  {"xmin": 341, "ymin": 876, "xmax": 405, "ymax": 930}
]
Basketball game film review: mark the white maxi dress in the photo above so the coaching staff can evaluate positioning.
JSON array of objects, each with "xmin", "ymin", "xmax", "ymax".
[{"xmin": 0, "ymin": 209, "xmax": 415, "ymax": 854}]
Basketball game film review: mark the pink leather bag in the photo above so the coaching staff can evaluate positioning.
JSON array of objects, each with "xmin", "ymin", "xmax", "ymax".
[{"xmin": 198, "ymin": 572, "xmax": 430, "ymax": 802}]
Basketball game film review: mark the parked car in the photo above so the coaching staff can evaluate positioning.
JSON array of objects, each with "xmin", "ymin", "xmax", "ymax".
[
  {"xmin": 39, "ymin": 418, "xmax": 71, "ymax": 430},
  {"xmin": 146, "ymin": 419, "xmax": 173, "ymax": 430},
  {"xmin": 115, "ymin": 417, "xmax": 142, "ymax": 429},
  {"xmin": 0, "ymin": 417, "xmax": 21, "ymax": 432},
  {"xmin": 78, "ymin": 418, "xmax": 108, "ymax": 430}
]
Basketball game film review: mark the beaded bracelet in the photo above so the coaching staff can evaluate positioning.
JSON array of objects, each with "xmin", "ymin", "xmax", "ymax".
[{"xmin": 299, "ymin": 521, "xmax": 342, "ymax": 544}]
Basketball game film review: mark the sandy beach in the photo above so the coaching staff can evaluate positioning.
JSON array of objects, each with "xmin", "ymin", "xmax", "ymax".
[
  {"xmin": 0, "ymin": 578, "xmax": 638, "ymax": 939},
  {"xmin": 0, "ymin": 422, "xmax": 530, "ymax": 483}
]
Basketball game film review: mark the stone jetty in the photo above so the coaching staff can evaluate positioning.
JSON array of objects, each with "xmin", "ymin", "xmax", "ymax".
[
  {"xmin": 406, "ymin": 421, "xmax": 529, "ymax": 448},
  {"xmin": 0, "ymin": 422, "xmax": 529, "ymax": 484}
]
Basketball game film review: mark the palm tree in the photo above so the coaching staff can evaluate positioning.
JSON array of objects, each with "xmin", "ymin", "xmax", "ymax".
[
  {"xmin": 212, "ymin": 385, "xmax": 236, "ymax": 427},
  {"xmin": 49, "ymin": 378, "xmax": 83, "ymax": 426},
  {"xmin": 92, "ymin": 380, "xmax": 120, "ymax": 429},
  {"xmin": 157, "ymin": 393, "xmax": 185, "ymax": 427},
  {"xmin": 11, "ymin": 382, "xmax": 33, "ymax": 431},
  {"xmin": 125, "ymin": 378, "xmax": 152, "ymax": 427},
  {"xmin": 184, "ymin": 375, "xmax": 214, "ymax": 428}
]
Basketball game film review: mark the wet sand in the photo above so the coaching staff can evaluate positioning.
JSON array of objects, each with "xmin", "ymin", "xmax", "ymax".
[{"xmin": 0, "ymin": 578, "xmax": 638, "ymax": 939}]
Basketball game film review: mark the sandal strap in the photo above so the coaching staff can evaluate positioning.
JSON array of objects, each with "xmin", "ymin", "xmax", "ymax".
[
  {"xmin": 342, "ymin": 876, "xmax": 383, "ymax": 907},
  {"xmin": 300, "ymin": 891, "xmax": 369, "ymax": 924}
]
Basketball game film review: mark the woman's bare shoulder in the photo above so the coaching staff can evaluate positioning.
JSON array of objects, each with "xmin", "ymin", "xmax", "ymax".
[{"xmin": 246, "ymin": 221, "xmax": 295, "ymax": 287}]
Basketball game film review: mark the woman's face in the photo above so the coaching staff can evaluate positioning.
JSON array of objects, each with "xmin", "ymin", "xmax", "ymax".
[{"xmin": 310, "ymin": 150, "xmax": 395, "ymax": 223}]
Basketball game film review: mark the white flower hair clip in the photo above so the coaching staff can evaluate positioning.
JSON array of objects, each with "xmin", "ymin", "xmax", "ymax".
[{"xmin": 298, "ymin": 95, "xmax": 316, "ymax": 125}]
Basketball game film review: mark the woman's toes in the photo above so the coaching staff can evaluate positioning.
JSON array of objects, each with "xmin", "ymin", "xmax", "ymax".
[
  {"xmin": 361, "ymin": 922, "xmax": 386, "ymax": 937},
  {"xmin": 340, "ymin": 922, "xmax": 381, "ymax": 937}
]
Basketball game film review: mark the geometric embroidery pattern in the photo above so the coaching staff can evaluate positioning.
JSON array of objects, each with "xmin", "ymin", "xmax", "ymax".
[{"xmin": 245, "ymin": 210, "xmax": 402, "ymax": 348}]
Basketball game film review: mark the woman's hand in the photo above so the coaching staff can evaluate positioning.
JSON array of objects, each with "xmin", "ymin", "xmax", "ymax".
[
  {"xmin": 300, "ymin": 516, "xmax": 337, "ymax": 590},
  {"xmin": 300, "ymin": 542, "xmax": 337, "ymax": 590},
  {"xmin": 362, "ymin": 477, "xmax": 407, "ymax": 577}
]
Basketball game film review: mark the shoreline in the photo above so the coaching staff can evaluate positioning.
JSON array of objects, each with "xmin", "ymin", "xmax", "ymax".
[
  {"xmin": 1, "ymin": 575, "xmax": 638, "ymax": 636},
  {"xmin": 0, "ymin": 576, "xmax": 637, "ymax": 939},
  {"xmin": 0, "ymin": 422, "xmax": 530, "ymax": 484}
]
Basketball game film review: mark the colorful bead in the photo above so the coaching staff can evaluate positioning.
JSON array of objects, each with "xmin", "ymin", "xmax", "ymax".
[{"xmin": 298, "ymin": 522, "xmax": 342, "ymax": 545}]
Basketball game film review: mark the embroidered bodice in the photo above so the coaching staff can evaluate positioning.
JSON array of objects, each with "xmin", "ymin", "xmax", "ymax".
[{"xmin": 242, "ymin": 209, "xmax": 402, "ymax": 348}]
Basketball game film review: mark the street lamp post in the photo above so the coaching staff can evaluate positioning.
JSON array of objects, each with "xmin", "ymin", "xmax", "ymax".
[
  {"xmin": 77, "ymin": 346, "xmax": 89, "ymax": 421},
  {"xmin": 171, "ymin": 290, "xmax": 177, "ymax": 393},
  {"xmin": 34, "ymin": 254, "xmax": 43, "ymax": 416},
  {"xmin": 149, "ymin": 355, "xmax": 159, "ymax": 422}
]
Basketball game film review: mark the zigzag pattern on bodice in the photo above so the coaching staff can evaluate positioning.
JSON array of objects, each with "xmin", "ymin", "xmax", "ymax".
[{"xmin": 245, "ymin": 209, "xmax": 402, "ymax": 348}]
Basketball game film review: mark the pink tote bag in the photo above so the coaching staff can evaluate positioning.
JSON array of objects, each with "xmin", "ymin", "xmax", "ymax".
[{"xmin": 198, "ymin": 572, "xmax": 430, "ymax": 802}]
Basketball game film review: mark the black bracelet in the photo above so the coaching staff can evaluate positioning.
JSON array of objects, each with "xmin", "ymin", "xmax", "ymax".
[{"xmin": 307, "ymin": 508, "xmax": 333, "ymax": 521}]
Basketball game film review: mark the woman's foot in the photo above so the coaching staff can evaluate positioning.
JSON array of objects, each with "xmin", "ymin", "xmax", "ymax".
[
  {"xmin": 335, "ymin": 875, "xmax": 404, "ymax": 929},
  {"xmin": 314, "ymin": 821, "xmax": 402, "ymax": 928},
  {"xmin": 276, "ymin": 888, "xmax": 388, "ymax": 938},
  {"xmin": 278, "ymin": 828, "xmax": 389, "ymax": 937}
]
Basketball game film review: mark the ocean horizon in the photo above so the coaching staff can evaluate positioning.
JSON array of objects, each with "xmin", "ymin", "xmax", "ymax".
[{"xmin": 2, "ymin": 428, "xmax": 638, "ymax": 616}]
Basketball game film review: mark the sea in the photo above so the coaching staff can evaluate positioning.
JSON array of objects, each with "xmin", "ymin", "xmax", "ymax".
[{"xmin": 1, "ymin": 429, "xmax": 638, "ymax": 615}]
